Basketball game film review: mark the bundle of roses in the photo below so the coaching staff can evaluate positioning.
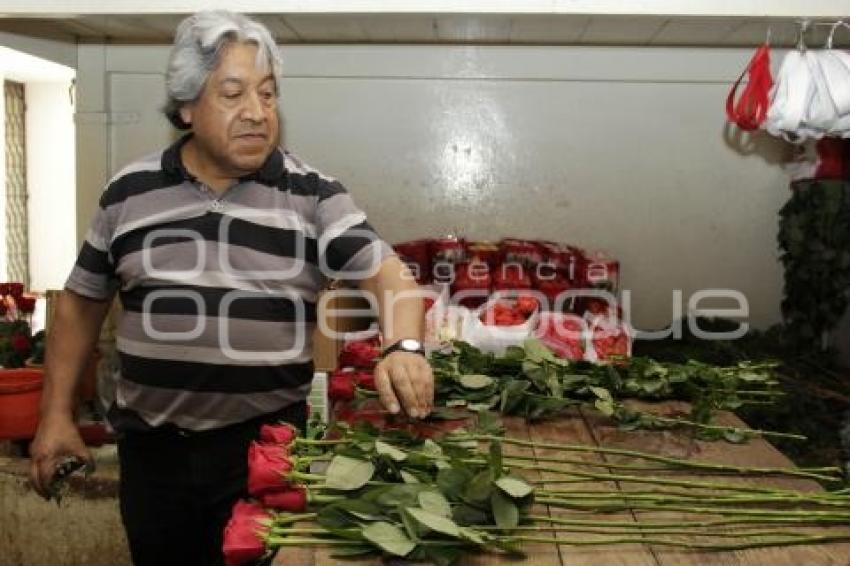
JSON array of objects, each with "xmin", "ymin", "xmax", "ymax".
[{"xmin": 223, "ymin": 421, "xmax": 850, "ymax": 565}]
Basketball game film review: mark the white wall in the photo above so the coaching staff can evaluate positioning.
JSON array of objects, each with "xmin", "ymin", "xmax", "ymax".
[
  {"xmin": 0, "ymin": 30, "xmax": 76, "ymax": 70},
  {"xmin": 25, "ymin": 81, "xmax": 77, "ymax": 291},
  {"xmin": 0, "ymin": 71, "xmax": 5, "ymax": 279},
  {"xmin": 0, "ymin": 43, "xmax": 77, "ymax": 291},
  {"xmin": 78, "ymin": 44, "xmax": 792, "ymax": 331}
]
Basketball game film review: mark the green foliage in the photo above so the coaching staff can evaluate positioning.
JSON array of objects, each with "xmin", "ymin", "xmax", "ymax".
[
  {"xmin": 304, "ymin": 423, "xmax": 537, "ymax": 564},
  {"xmin": 431, "ymin": 339, "xmax": 782, "ymax": 438},
  {"xmin": 0, "ymin": 319, "xmax": 33, "ymax": 368},
  {"xmin": 324, "ymin": 454, "xmax": 375, "ymax": 490},
  {"xmin": 778, "ymin": 179, "xmax": 850, "ymax": 350}
]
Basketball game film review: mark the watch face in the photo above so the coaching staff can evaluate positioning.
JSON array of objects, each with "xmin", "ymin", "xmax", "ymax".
[{"xmin": 400, "ymin": 338, "xmax": 422, "ymax": 351}]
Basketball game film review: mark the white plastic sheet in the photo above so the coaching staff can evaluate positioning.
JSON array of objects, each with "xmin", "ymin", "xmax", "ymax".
[{"xmin": 764, "ymin": 39, "xmax": 850, "ymax": 140}]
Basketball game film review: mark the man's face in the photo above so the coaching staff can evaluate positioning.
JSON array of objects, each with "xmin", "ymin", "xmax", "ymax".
[{"xmin": 180, "ymin": 42, "xmax": 280, "ymax": 176}]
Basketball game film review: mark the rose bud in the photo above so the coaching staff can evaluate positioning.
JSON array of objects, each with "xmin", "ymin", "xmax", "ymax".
[
  {"xmin": 7, "ymin": 283, "xmax": 24, "ymax": 299},
  {"xmin": 259, "ymin": 422, "xmax": 298, "ymax": 446},
  {"xmin": 222, "ymin": 500, "xmax": 271, "ymax": 566},
  {"xmin": 259, "ymin": 486, "xmax": 308, "ymax": 513},
  {"xmin": 10, "ymin": 334, "xmax": 30, "ymax": 354},
  {"xmin": 354, "ymin": 370, "xmax": 376, "ymax": 391},
  {"xmin": 338, "ymin": 340, "xmax": 380, "ymax": 369},
  {"xmin": 328, "ymin": 372, "xmax": 356, "ymax": 401},
  {"xmin": 16, "ymin": 296, "xmax": 36, "ymax": 314},
  {"xmin": 247, "ymin": 441, "xmax": 294, "ymax": 496}
]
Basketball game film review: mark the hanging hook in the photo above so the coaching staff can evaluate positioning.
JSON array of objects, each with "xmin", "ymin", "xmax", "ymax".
[
  {"xmin": 826, "ymin": 20, "xmax": 850, "ymax": 49},
  {"xmin": 827, "ymin": 21, "xmax": 839, "ymax": 49},
  {"xmin": 796, "ymin": 19, "xmax": 809, "ymax": 52}
]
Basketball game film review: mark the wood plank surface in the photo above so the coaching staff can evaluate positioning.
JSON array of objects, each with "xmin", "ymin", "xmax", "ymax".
[
  {"xmin": 583, "ymin": 400, "xmax": 850, "ymax": 566},
  {"xmin": 465, "ymin": 416, "xmax": 561, "ymax": 566},
  {"xmin": 275, "ymin": 402, "xmax": 850, "ymax": 565},
  {"xmin": 528, "ymin": 408, "xmax": 659, "ymax": 566}
]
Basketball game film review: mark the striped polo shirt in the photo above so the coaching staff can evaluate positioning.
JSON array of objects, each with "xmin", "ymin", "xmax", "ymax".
[{"xmin": 66, "ymin": 134, "xmax": 393, "ymax": 432}]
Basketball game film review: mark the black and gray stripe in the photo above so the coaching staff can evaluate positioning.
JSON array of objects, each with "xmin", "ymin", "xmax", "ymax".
[{"xmin": 66, "ymin": 134, "xmax": 393, "ymax": 432}]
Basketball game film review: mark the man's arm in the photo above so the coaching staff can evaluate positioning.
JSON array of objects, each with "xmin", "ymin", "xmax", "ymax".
[
  {"xmin": 359, "ymin": 256, "xmax": 433, "ymax": 418},
  {"xmin": 29, "ymin": 290, "xmax": 112, "ymax": 498}
]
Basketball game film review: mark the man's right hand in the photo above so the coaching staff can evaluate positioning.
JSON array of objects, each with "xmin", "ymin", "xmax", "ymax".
[{"xmin": 28, "ymin": 412, "xmax": 93, "ymax": 499}]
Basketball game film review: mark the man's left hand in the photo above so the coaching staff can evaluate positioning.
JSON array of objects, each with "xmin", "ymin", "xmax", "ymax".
[{"xmin": 374, "ymin": 351, "xmax": 434, "ymax": 418}]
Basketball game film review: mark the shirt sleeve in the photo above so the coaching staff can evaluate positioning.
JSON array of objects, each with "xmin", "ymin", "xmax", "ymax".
[
  {"xmin": 314, "ymin": 178, "xmax": 395, "ymax": 280},
  {"xmin": 65, "ymin": 197, "xmax": 120, "ymax": 301}
]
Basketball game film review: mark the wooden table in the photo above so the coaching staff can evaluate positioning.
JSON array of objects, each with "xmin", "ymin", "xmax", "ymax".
[{"xmin": 275, "ymin": 402, "xmax": 850, "ymax": 565}]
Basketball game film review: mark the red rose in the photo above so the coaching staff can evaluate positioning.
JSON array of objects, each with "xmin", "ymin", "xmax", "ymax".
[
  {"xmin": 338, "ymin": 340, "xmax": 380, "ymax": 369},
  {"xmin": 222, "ymin": 500, "xmax": 271, "ymax": 566},
  {"xmin": 328, "ymin": 372, "xmax": 355, "ymax": 401},
  {"xmin": 536, "ymin": 314, "xmax": 586, "ymax": 361},
  {"xmin": 480, "ymin": 300, "xmax": 527, "ymax": 326},
  {"xmin": 259, "ymin": 486, "xmax": 308, "ymax": 512},
  {"xmin": 247, "ymin": 441, "xmax": 293, "ymax": 496},
  {"xmin": 7, "ymin": 283, "xmax": 23, "ymax": 299},
  {"xmin": 591, "ymin": 322, "xmax": 631, "ymax": 363},
  {"xmin": 16, "ymin": 296, "xmax": 36, "ymax": 314},
  {"xmin": 259, "ymin": 422, "xmax": 298, "ymax": 446},
  {"xmin": 354, "ymin": 370, "xmax": 376, "ymax": 391},
  {"xmin": 0, "ymin": 283, "xmax": 10, "ymax": 296},
  {"xmin": 515, "ymin": 294, "xmax": 539, "ymax": 316},
  {"xmin": 10, "ymin": 334, "xmax": 30, "ymax": 354}
]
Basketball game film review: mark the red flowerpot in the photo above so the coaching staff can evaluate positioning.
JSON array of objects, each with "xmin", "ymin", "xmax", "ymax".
[{"xmin": 0, "ymin": 368, "xmax": 43, "ymax": 440}]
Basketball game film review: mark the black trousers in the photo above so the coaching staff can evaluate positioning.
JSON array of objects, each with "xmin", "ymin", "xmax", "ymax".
[{"xmin": 117, "ymin": 402, "xmax": 307, "ymax": 566}]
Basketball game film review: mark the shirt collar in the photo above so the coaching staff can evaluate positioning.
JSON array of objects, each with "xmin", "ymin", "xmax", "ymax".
[{"xmin": 161, "ymin": 133, "xmax": 285, "ymax": 185}]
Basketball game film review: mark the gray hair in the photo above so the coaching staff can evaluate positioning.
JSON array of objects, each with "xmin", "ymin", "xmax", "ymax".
[{"xmin": 163, "ymin": 10, "xmax": 282, "ymax": 130}]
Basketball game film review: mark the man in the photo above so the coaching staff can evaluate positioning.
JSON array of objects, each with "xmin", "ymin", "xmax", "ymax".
[{"xmin": 29, "ymin": 10, "xmax": 432, "ymax": 565}]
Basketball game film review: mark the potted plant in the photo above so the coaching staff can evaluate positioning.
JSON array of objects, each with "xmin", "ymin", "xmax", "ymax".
[{"xmin": 0, "ymin": 283, "xmax": 43, "ymax": 439}]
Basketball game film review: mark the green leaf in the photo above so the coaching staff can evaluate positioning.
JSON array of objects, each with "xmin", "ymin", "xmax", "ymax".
[
  {"xmin": 475, "ymin": 410, "xmax": 505, "ymax": 435},
  {"xmin": 491, "ymin": 490, "xmax": 519, "ymax": 529},
  {"xmin": 523, "ymin": 338, "xmax": 555, "ymax": 363},
  {"xmin": 411, "ymin": 545, "xmax": 464, "ymax": 566},
  {"xmin": 334, "ymin": 499, "xmax": 383, "ymax": 518},
  {"xmin": 465, "ymin": 470, "xmax": 494, "ymax": 503},
  {"xmin": 374, "ymin": 484, "xmax": 425, "ymax": 508},
  {"xmin": 406, "ymin": 506, "xmax": 461, "ymax": 537},
  {"xmin": 722, "ymin": 429, "xmax": 748, "ymax": 443},
  {"xmin": 400, "ymin": 506, "xmax": 422, "ymax": 542},
  {"xmin": 640, "ymin": 379, "xmax": 666, "ymax": 394},
  {"xmin": 317, "ymin": 505, "xmax": 356, "ymax": 529},
  {"xmin": 452, "ymin": 504, "xmax": 490, "ymax": 525},
  {"xmin": 561, "ymin": 374, "xmax": 588, "ymax": 389},
  {"xmin": 504, "ymin": 345, "xmax": 526, "ymax": 360},
  {"xmin": 489, "ymin": 440, "xmax": 504, "ymax": 480},
  {"xmin": 458, "ymin": 526, "xmax": 487, "ymax": 545},
  {"xmin": 362, "ymin": 521, "xmax": 416, "ymax": 557},
  {"xmin": 594, "ymin": 398, "xmax": 615, "ymax": 417},
  {"xmin": 495, "ymin": 476, "xmax": 534, "ymax": 499},
  {"xmin": 500, "ymin": 380, "xmax": 530, "ymax": 413},
  {"xmin": 418, "ymin": 490, "xmax": 452, "ymax": 517},
  {"xmin": 324, "ymin": 455, "xmax": 375, "ymax": 490},
  {"xmin": 375, "ymin": 440, "xmax": 407, "ymax": 462},
  {"xmin": 437, "ymin": 467, "xmax": 473, "ymax": 500},
  {"xmin": 588, "ymin": 385, "xmax": 613, "ymax": 401},
  {"xmin": 400, "ymin": 470, "xmax": 420, "ymax": 484},
  {"xmin": 460, "ymin": 374, "xmax": 494, "ymax": 390},
  {"xmin": 329, "ymin": 545, "xmax": 376, "ymax": 558}
]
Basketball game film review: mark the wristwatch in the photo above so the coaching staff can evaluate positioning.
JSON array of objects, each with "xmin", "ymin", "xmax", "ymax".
[{"xmin": 383, "ymin": 338, "xmax": 426, "ymax": 357}]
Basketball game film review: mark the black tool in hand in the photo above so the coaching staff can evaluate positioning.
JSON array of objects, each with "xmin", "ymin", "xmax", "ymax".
[{"xmin": 47, "ymin": 456, "xmax": 91, "ymax": 504}]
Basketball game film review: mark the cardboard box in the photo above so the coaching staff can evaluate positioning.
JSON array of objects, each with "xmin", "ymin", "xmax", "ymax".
[{"xmin": 312, "ymin": 289, "xmax": 376, "ymax": 371}]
